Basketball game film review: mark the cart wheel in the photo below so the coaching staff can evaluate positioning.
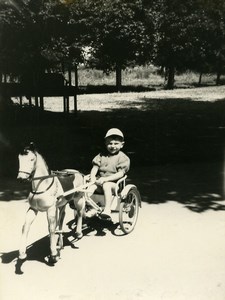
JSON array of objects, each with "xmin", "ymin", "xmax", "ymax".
[{"xmin": 119, "ymin": 187, "xmax": 140, "ymax": 234}]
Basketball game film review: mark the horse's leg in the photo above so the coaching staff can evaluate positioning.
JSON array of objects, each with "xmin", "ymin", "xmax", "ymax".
[
  {"xmin": 74, "ymin": 195, "xmax": 86, "ymax": 239},
  {"xmin": 46, "ymin": 206, "xmax": 59, "ymax": 263},
  {"xmin": 19, "ymin": 207, "xmax": 38, "ymax": 260},
  {"xmin": 57, "ymin": 206, "xmax": 66, "ymax": 250}
]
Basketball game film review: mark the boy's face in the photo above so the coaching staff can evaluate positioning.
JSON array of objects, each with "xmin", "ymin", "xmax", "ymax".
[{"xmin": 105, "ymin": 136, "xmax": 124, "ymax": 155}]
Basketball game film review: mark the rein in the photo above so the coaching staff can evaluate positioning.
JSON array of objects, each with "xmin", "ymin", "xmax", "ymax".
[
  {"xmin": 19, "ymin": 151, "xmax": 80, "ymax": 195},
  {"xmin": 32, "ymin": 174, "xmax": 58, "ymax": 181},
  {"xmin": 31, "ymin": 175, "xmax": 55, "ymax": 195},
  {"xmin": 31, "ymin": 171, "xmax": 78, "ymax": 195}
]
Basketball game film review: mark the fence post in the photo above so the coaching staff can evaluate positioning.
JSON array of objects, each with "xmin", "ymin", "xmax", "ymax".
[{"xmin": 74, "ymin": 65, "xmax": 78, "ymax": 113}]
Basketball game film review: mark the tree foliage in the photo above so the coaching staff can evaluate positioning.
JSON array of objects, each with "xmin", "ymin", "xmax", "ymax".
[
  {"xmin": 77, "ymin": 0, "xmax": 154, "ymax": 71},
  {"xmin": 0, "ymin": 0, "xmax": 224, "ymax": 89},
  {"xmin": 143, "ymin": 0, "xmax": 225, "ymax": 88}
]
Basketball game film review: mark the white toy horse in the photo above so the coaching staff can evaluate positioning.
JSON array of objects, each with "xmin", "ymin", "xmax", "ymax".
[{"xmin": 17, "ymin": 142, "xmax": 86, "ymax": 264}]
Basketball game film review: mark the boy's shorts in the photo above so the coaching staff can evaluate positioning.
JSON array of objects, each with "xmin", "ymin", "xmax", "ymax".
[
  {"xmin": 93, "ymin": 182, "xmax": 117, "ymax": 195},
  {"xmin": 94, "ymin": 184, "xmax": 104, "ymax": 194}
]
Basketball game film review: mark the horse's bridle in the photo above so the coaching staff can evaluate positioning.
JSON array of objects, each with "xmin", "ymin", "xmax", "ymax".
[
  {"xmin": 18, "ymin": 170, "xmax": 33, "ymax": 177},
  {"xmin": 31, "ymin": 175, "xmax": 56, "ymax": 195},
  {"xmin": 18, "ymin": 151, "xmax": 38, "ymax": 181},
  {"xmin": 18, "ymin": 157, "xmax": 56, "ymax": 194}
]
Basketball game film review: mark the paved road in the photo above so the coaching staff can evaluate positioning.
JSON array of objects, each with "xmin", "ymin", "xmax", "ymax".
[{"xmin": 0, "ymin": 194, "xmax": 225, "ymax": 300}]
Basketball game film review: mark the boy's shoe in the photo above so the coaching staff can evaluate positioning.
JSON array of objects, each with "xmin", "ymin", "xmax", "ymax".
[
  {"xmin": 99, "ymin": 212, "xmax": 112, "ymax": 221},
  {"xmin": 85, "ymin": 208, "xmax": 98, "ymax": 218}
]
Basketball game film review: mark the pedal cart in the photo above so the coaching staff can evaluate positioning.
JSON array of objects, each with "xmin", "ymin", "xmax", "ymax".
[
  {"xmin": 85, "ymin": 175, "xmax": 141, "ymax": 234},
  {"xmin": 61, "ymin": 172, "xmax": 141, "ymax": 235}
]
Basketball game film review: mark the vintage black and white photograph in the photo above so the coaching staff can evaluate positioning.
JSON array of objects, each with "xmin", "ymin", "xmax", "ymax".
[{"xmin": 0, "ymin": 0, "xmax": 225, "ymax": 299}]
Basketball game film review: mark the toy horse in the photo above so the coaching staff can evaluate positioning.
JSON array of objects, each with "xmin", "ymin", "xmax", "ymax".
[{"xmin": 17, "ymin": 142, "xmax": 86, "ymax": 264}]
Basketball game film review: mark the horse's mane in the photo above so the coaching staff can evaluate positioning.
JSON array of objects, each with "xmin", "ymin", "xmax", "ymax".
[
  {"xmin": 19, "ymin": 142, "xmax": 37, "ymax": 155},
  {"xmin": 35, "ymin": 151, "xmax": 51, "ymax": 174},
  {"xmin": 20, "ymin": 142, "xmax": 51, "ymax": 173}
]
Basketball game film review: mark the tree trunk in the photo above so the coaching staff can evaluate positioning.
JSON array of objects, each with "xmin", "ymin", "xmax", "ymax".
[
  {"xmin": 166, "ymin": 66, "xmax": 175, "ymax": 90},
  {"xmin": 198, "ymin": 72, "xmax": 202, "ymax": 85},
  {"xmin": 216, "ymin": 71, "xmax": 221, "ymax": 85},
  {"xmin": 74, "ymin": 65, "xmax": 78, "ymax": 88},
  {"xmin": 68, "ymin": 67, "xmax": 72, "ymax": 86},
  {"xmin": 116, "ymin": 65, "xmax": 122, "ymax": 92}
]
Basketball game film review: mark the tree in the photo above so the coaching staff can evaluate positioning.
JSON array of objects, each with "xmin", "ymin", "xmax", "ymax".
[
  {"xmin": 183, "ymin": 0, "xmax": 225, "ymax": 85},
  {"xmin": 1, "ymin": 0, "xmax": 224, "ymax": 92},
  {"xmin": 0, "ymin": 0, "xmax": 80, "ymax": 80},
  {"xmin": 201, "ymin": 0, "xmax": 225, "ymax": 85},
  {"xmin": 70, "ymin": 0, "xmax": 154, "ymax": 91},
  {"xmin": 148, "ymin": 0, "xmax": 205, "ymax": 89},
  {"xmin": 147, "ymin": 0, "xmax": 225, "ymax": 89}
]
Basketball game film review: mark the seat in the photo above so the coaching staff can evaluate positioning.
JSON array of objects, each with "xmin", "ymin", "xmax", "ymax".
[{"xmin": 88, "ymin": 175, "xmax": 127, "ymax": 211}]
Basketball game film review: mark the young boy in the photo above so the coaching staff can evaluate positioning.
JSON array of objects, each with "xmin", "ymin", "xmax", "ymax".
[{"xmin": 87, "ymin": 128, "xmax": 130, "ymax": 219}]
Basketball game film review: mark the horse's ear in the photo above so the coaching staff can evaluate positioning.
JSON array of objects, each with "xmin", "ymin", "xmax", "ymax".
[
  {"xmin": 19, "ymin": 141, "xmax": 37, "ymax": 154},
  {"xmin": 29, "ymin": 142, "xmax": 36, "ymax": 152}
]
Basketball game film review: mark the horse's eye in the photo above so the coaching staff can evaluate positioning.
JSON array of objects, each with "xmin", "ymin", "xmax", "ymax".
[{"xmin": 30, "ymin": 158, "xmax": 35, "ymax": 161}]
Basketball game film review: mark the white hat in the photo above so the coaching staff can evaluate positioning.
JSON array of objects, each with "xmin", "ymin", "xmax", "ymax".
[{"xmin": 105, "ymin": 128, "xmax": 124, "ymax": 139}]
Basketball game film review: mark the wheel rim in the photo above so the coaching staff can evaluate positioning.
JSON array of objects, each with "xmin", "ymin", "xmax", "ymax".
[{"xmin": 119, "ymin": 188, "xmax": 139, "ymax": 234}]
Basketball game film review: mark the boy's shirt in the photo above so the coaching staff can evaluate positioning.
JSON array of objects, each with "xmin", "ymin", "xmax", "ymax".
[{"xmin": 92, "ymin": 151, "xmax": 130, "ymax": 178}]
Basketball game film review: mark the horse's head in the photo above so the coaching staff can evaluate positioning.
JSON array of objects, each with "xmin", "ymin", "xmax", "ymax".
[{"xmin": 17, "ymin": 142, "xmax": 37, "ymax": 181}]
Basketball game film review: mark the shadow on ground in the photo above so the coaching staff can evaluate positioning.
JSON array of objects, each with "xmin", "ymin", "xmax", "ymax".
[
  {"xmin": 1, "ymin": 96, "xmax": 225, "ymax": 213},
  {"xmin": 129, "ymin": 161, "xmax": 225, "ymax": 213},
  {"xmin": 0, "ymin": 216, "xmax": 123, "ymax": 274},
  {"xmin": 1, "ymin": 235, "xmax": 52, "ymax": 274}
]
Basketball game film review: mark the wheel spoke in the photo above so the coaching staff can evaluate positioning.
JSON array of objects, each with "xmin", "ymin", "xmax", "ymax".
[{"xmin": 119, "ymin": 187, "xmax": 141, "ymax": 234}]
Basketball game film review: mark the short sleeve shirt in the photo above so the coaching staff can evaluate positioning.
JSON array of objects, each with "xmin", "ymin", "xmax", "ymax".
[{"xmin": 92, "ymin": 151, "xmax": 130, "ymax": 178}]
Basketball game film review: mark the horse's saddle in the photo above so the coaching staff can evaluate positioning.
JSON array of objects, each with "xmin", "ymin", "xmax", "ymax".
[
  {"xmin": 55, "ymin": 170, "xmax": 81, "ymax": 209},
  {"xmin": 55, "ymin": 171, "xmax": 75, "ymax": 194}
]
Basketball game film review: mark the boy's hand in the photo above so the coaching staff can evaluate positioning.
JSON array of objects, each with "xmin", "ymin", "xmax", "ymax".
[
  {"xmin": 87, "ymin": 174, "xmax": 96, "ymax": 182},
  {"xmin": 95, "ymin": 177, "xmax": 106, "ymax": 186},
  {"xmin": 90, "ymin": 177, "xmax": 97, "ymax": 183}
]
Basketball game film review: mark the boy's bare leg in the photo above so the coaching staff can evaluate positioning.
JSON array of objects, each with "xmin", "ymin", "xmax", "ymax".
[{"xmin": 102, "ymin": 182, "xmax": 116, "ymax": 216}]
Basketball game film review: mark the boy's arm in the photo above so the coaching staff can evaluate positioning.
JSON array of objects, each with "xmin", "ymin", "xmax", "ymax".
[{"xmin": 90, "ymin": 165, "xmax": 99, "ymax": 182}]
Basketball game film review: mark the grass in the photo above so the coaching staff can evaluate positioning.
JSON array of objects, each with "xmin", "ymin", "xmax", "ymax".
[{"xmin": 66, "ymin": 66, "xmax": 224, "ymax": 88}]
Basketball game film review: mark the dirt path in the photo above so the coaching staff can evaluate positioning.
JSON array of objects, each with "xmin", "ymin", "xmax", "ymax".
[
  {"xmin": 1, "ymin": 190, "xmax": 225, "ymax": 300},
  {"xmin": 2, "ymin": 86, "xmax": 225, "ymax": 299}
]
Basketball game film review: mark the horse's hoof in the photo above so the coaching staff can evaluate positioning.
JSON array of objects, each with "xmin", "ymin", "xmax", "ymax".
[
  {"xmin": 48, "ymin": 250, "xmax": 60, "ymax": 265},
  {"xmin": 76, "ymin": 233, "xmax": 83, "ymax": 240},
  {"xmin": 56, "ymin": 245, "xmax": 64, "ymax": 250},
  {"xmin": 15, "ymin": 260, "xmax": 25, "ymax": 275},
  {"xmin": 48, "ymin": 254, "xmax": 60, "ymax": 265}
]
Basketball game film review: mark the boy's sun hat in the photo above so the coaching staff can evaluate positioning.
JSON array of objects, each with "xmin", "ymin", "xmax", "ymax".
[{"xmin": 105, "ymin": 128, "xmax": 124, "ymax": 139}]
